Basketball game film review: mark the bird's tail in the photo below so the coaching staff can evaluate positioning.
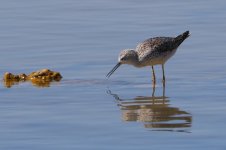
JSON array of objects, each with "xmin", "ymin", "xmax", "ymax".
[{"xmin": 174, "ymin": 31, "xmax": 190, "ymax": 46}]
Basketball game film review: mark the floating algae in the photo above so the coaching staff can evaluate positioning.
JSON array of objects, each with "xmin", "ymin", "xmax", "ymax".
[{"xmin": 3, "ymin": 69, "xmax": 62, "ymax": 88}]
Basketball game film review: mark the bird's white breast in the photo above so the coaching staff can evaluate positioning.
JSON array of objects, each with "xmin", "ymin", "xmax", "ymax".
[{"xmin": 140, "ymin": 48, "xmax": 178, "ymax": 67}]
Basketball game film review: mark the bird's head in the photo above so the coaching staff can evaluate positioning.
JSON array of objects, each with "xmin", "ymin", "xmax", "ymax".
[
  {"xmin": 106, "ymin": 49, "xmax": 138, "ymax": 78},
  {"xmin": 118, "ymin": 49, "xmax": 138, "ymax": 65}
]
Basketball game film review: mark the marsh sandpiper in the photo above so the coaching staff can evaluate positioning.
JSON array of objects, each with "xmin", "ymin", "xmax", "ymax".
[{"xmin": 107, "ymin": 31, "xmax": 190, "ymax": 83}]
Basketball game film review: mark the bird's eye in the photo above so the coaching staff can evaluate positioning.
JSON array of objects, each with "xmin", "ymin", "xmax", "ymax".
[{"xmin": 121, "ymin": 57, "xmax": 126, "ymax": 61}]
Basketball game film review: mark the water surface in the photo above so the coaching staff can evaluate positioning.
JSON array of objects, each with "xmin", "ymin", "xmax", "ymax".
[{"xmin": 0, "ymin": 0, "xmax": 226, "ymax": 149}]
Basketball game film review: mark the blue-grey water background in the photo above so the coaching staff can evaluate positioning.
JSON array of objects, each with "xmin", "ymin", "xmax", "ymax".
[{"xmin": 0, "ymin": 0, "xmax": 226, "ymax": 149}]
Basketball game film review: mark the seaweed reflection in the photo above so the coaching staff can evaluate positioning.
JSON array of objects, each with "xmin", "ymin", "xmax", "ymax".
[
  {"xmin": 3, "ymin": 79, "xmax": 60, "ymax": 88},
  {"xmin": 107, "ymin": 84, "xmax": 192, "ymax": 132}
]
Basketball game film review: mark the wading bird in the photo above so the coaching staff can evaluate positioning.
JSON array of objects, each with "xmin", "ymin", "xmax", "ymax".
[{"xmin": 107, "ymin": 31, "xmax": 190, "ymax": 83}]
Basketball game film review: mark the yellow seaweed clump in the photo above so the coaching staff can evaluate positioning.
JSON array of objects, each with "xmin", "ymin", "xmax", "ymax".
[
  {"xmin": 4, "ymin": 72, "xmax": 27, "ymax": 81},
  {"xmin": 28, "ymin": 69, "xmax": 62, "ymax": 87},
  {"xmin": 29, "ymin": 69, "xmax": 62, "ymax": 81},
  {"xmin": 3, "ymin": 69, "xmax": 62, "ymax": 88}
]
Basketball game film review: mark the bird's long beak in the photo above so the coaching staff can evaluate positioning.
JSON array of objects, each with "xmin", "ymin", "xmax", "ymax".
[{"xmin": 106, "ymin": 63, "xmax": 121, "ymax": 78}]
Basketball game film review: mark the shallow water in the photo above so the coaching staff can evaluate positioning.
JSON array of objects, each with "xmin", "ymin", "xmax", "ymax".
[{"xmin": 0, "ymin": 0, "xmax": 226, "ymax": 149}]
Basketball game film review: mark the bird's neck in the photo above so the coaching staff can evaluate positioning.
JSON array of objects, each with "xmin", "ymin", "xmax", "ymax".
[
  {"xmin": 131, "ymin": 51, "xmax": 142, "ymax": 67},
  {"xmin": 133, "ymin": 61, "xmax": 142, "ymax": 68}
]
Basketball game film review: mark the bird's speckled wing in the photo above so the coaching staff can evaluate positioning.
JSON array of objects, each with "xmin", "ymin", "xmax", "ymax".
[{"xmin": 135, "ymin": 37, "xmax": 177, "ymax": 61}]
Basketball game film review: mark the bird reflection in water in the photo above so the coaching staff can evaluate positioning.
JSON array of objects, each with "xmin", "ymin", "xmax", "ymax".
[{"xmin": 107, "ymin": 84, "xmax": 192, "ymax": 132}]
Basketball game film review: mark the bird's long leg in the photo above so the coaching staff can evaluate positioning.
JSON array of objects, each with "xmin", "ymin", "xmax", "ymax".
[
  {"xmin": 151, "ymin": 66, "xmax": 156, "ymax": 85},
  {"xmin": 162, "ymin": 78, "xmax": 166, "ymax": 104},
  {"xmin": 152, "ymin": 80, "xmax": 156, "ymax": 98},
  {"xmin": 162, "ymin": 64, "xmax": 166, "ymax": 83}
]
